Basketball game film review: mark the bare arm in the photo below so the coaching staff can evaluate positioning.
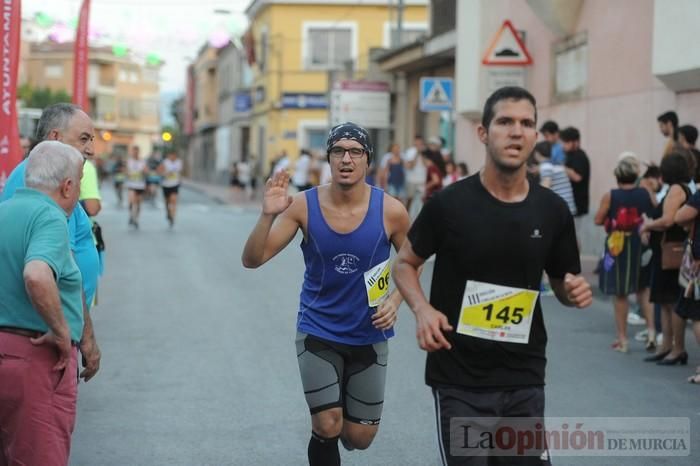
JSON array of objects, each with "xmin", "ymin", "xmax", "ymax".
[
  {"xmin": 82, "ymin": 199, "xmax": 101, "ymax": 216},
  {"xmin": 675, "ymin": 204, "xmax": 698, "ymax": 228},
  {"xmin": 393, "ymin": 239, "xmax": 453, "ymax": 351},
  {"xmin": 79, "ymin": 294, "xmax": 100, "ymax": 382},
  {"xmin": 23, "ymin": 260, "xmax": 72, "ymax": 370},
  {"xmin": 566, "ymin": 167, "xmax": 582, "ymax": 183},
  {"xmin": 371, "ymin": 196, "xmax": 411, "ymax": 330},
  {"xmin": 241, "ymin": 171, "xmax": 302, "ymax": 268},
  {"xmin": 642, "ymin": 185, "xmax": 686, "ymax": 232},
  {"xmin": 593, "ymin": 191, "xmax": 611, "ymax": 226}
]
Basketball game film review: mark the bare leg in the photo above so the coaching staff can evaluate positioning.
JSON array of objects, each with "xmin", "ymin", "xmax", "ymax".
[
  {"xmin": 167, "ymin": 193, "xmax": 178, "ymax": 226},
  {"xmin": 340, "ymin": 421, "xmax": 379, "ymax": 451},
  {"xmin": 688, "ymin": 322, "xmax": 700, "ymax": 383},
  {"xmin": 637, "ymin": 288, "xmax": 656, "ymax": 345},
  {"xmin": 613, "ymin": 296, "xmax": 629, "ymax": 351},
  {"xmin": 658, "ymin": 304, "xmax": 673, "ymax": 354},
  {"xmin": 668, "ymin": 312, "xmax": 687, "ymax": 358}
]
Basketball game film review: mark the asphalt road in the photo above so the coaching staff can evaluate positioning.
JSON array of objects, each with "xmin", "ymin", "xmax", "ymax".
[{"xmin": 69, "ymin": 185, "xmax": 699, "ymax": 466}]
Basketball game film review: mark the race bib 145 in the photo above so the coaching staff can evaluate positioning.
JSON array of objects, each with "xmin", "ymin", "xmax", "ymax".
[{"xmin": 457, "ymin": 281, "xmax": 539, "ymax": 344}]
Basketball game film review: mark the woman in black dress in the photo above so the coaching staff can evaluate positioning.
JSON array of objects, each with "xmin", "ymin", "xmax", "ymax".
[
  {"xmin": 641, "ymin": 153, "xmax": 691, "ymax": 365},
  {"xmin": 674, "ymin": 189, "xmax": 700, "ymax": 383}
]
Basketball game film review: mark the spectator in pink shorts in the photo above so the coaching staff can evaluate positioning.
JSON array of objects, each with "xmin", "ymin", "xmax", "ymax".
[{"xmin": 0, "ymin": 141, "xmax": 85, "ymax": 466}]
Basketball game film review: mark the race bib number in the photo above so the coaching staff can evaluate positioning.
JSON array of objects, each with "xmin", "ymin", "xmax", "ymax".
[
  {"xmin": 128, "ymin": 172, "xmax": 143, "ymax": 182},
  {"xmin": 364, "ymin": 259, "xmax": 391, "ymax": 308},
  {"xmin": 457, "ymin": 281, "xmax": 539, "ymax": 344},
  {"xmin": 166, "ymin": 171, "xmax": 179, "ymax": 181}
]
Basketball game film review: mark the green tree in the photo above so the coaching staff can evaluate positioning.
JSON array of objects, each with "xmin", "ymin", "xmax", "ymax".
[{"xmin": 18, "ymin": 84, "xmax": 72, "ymax": 108}]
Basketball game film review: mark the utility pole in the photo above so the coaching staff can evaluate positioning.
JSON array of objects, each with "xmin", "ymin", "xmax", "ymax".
[{"xmin": 396, "ymin": 0, "xmax": 404, "ymax": 47}]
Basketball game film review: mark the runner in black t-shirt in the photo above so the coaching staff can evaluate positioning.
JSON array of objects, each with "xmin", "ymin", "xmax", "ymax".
[{"xmin": 393, "ymin": 87, "xmax": 592, "ymax": 466}]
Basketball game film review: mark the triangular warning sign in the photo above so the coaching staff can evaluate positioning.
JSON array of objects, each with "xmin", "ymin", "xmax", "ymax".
[
  {"xmin": 425, "ymin": 81, "xmax": 450, "ymax": 106},
  {"xmin": 482, "ymin": 20, "xmax": 533, "ymax": 66}
]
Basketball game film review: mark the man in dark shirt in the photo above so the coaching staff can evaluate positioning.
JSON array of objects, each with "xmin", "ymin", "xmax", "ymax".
[
  {"xmin": 561, "ymin": 127, "xmax": 590, "ymax": 216},
  {"xmin": 679, "ymin": 125, "xmax": 700, "ymax": 182},
  {"xmin": 393, "ymin": 87, "xmax": 592, "ymax": 465},
  {"xmin": 561, "ymin": 127, "xmax": 590, "ymax": 248}
]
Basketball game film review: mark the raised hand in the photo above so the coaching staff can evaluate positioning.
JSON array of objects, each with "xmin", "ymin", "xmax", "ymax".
[{"xmin": 263, "ymin": 171, "xmax": 293, "ymax": 215}]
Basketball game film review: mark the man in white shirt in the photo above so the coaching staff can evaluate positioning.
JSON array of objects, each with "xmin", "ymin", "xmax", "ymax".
[
  {"xmin": 292, "ymin": 149, "xmax": 313, "ymax": 192},
  {"xmin": 404, "ymin": 135, "xmax": 426, "ymax": 213}
]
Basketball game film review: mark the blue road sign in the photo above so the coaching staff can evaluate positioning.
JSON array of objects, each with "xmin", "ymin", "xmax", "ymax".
[{"xmin": 420, "ymin": 77, "xmax": 453, "ymax": 112}]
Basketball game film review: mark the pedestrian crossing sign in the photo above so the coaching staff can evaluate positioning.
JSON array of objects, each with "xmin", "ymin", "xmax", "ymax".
[{"xmin": 420, "ymin": 77, "xmax": 453, "ymax": 112}]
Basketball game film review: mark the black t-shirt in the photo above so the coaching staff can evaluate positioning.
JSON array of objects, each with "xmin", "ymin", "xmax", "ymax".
[
  {"xmin": 408, "ymin": 174, "xmax": 581, "ymax": 390},
  {"xmin": 565, "ymin": 149, "xmax": 590, "ymax": 216},
  {"xmin": 691, "ymin": 148, "xmax": 700, "ymax": 182}
]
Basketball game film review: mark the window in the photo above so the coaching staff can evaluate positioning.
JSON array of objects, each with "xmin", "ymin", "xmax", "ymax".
[
  {"xmin": 304, "ymin": 24, "xmax": 354, "ymax": 70},
  {"xmin": 552, "ymin": 32, "xmax": 587, "ymax": 102},
  {"xmin": 88, "ymin": 65, "xmax": 99, "ymax": 91},
  {"xmin": 141, "ymin": 99, "xmax": 159, "ymax": 117},
  {"xmin": 45, "ymin": 64, "xmax": 63, "ymax": 79},
  {"xmin": 118, "ymin": 99, "xmax": 139, "ymax": 119},
  {"xmin": 99, "ymin": 64, "xmax": 115, "ymax": 87},
  {"xmin": 118, "ymin": 69, "xmax": 129, "ymax": 82},
  {"xmin": 307, "ymin": 129, "xmax": 327, "ymax": 152},
  {"xmin": 96, "ymin": 94, "xmax": 115, "ymax": 122}
]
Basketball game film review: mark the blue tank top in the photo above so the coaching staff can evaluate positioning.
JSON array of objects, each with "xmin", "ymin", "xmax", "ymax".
[
  {"xmin": 387, "ymin": 160, "xmax": 405, "ymax": 188},
  {"xmin": 298, "ymin": 186, "xmax": 394, "ymax": 345}
]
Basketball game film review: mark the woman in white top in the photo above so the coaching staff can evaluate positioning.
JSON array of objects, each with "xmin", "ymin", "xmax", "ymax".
[
  {"xmin": 126, "ymin": 146, "xmax": 147, "ymax": 229},
  {"xmin": 159, "ymin": 151, "xmax": 183, "ymax": 228}
]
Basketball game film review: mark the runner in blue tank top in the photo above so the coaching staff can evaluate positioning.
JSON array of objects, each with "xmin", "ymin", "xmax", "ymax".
[{"xmin": 242, "ymin": 123, "xmax": 411, "ymax": 466}]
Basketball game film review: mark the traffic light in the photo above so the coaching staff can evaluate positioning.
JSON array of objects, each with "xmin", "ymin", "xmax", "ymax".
[
  {"xmin": 161, "ymin": 131, "xmax": 173, "ymax": 142},
  {"xmin": 101, "ymin": 131, "xmax": 112, "ymax": 141}
]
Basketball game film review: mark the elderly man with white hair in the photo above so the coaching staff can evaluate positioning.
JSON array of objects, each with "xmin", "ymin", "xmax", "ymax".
[
  {"xmin": 0, "ymin": 141, "xmax": 85, "ymax": 466},
  {"xmin": 1, "ymin": 103, "xmax": 101, "ymax": 382}
]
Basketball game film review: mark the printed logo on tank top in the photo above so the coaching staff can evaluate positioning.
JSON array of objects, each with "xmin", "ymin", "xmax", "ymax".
[{"xmin": 333, "ymin": 253, "xmax": 360, "ymax": 274}]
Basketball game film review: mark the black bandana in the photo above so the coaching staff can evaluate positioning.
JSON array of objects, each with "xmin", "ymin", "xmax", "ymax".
[{"xmin": 326, "ymin": 122, "xmax": 373, "ymax": 163}]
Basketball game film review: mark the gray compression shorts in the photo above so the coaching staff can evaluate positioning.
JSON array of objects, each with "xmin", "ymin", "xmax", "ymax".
[{"xmin": 295, "ymin": 332, "xmax": 388, "ymax": 425}]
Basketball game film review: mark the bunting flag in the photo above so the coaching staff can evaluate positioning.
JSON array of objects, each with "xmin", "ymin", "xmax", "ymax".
[
  {"xmin": 0, "ymin": 0, "xmax": 22, "ymax": 195},
  {"xmin": 72, "ymin": 0, "xmax": 91, "ymax": 113}
]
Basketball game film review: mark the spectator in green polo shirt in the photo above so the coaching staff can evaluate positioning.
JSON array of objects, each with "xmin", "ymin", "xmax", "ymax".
[
  {"xmin": 80, "ymin": 154, "xmax": 102, "ymax": 216},
  {"xmin": 0, "ymin": 141, "xmax": 85, "ymax": 466}
]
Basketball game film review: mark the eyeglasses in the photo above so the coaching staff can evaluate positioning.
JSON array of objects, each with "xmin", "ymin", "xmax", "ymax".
[{"xmin": 329, "ymin": 146, "xmax": 366, "ymax": 158}]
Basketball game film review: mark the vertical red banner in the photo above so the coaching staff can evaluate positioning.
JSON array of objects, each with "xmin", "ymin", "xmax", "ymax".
[
  {"xmin": 73, "ymin": 0, "xmax": 90, "ymax": 113},
  {"xmin": 0, "ymin": 0, "xmax": 22, "ymax": 194}
]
